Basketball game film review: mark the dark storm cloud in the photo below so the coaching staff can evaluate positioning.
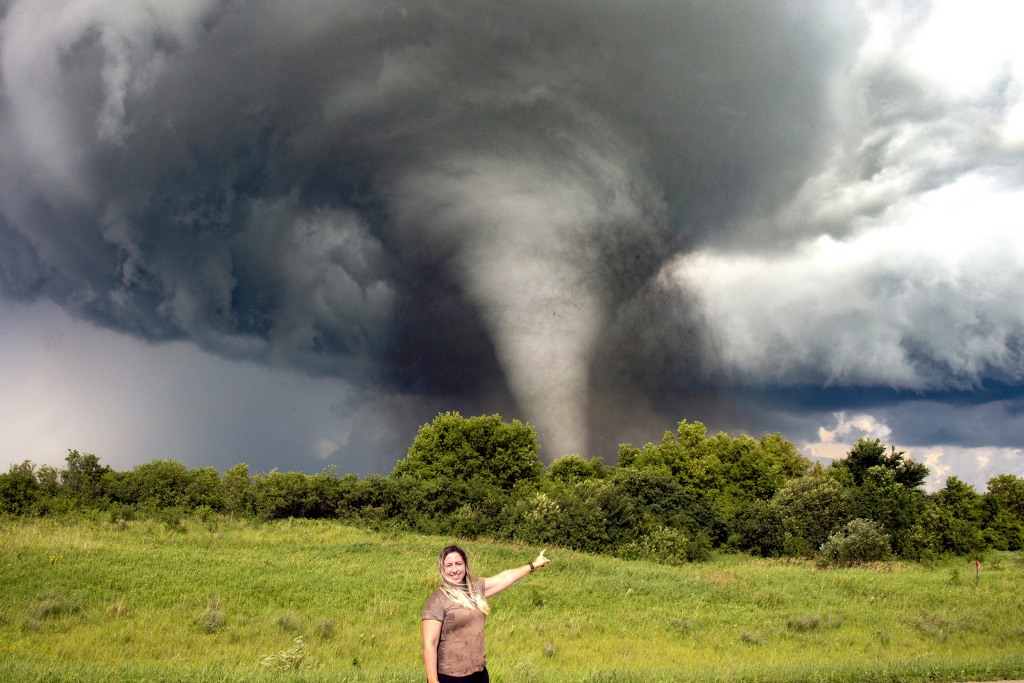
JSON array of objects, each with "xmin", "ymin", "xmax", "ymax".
[{"xmin": 0, "ymin": 0, "xmax": 863, "ymax": 460}]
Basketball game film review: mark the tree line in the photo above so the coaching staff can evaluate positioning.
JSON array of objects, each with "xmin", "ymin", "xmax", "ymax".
[{"xmin": 2, "ymin": 412, "xmax": 1022, "ymax": 565}]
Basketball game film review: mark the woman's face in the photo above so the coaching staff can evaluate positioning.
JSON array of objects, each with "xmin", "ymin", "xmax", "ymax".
[{"xmin": 442, "ymin": 551, "xmax": 467, "ymax": 584}]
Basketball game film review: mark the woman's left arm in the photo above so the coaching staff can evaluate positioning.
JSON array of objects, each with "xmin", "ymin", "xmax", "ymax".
[{"xmin": 483, "ymin": 549, "xmax": 550, "ymax": 598}]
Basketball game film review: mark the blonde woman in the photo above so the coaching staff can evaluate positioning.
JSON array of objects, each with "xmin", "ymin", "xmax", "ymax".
[{"xmin": 422, "ymin": 544, "xmax": 550, "ymax": 683}]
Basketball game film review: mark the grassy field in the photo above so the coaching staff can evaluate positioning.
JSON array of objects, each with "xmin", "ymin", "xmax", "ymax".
[{"xmin": 1, "ymin": 515, "xmax": 1022, "ymax": 683}]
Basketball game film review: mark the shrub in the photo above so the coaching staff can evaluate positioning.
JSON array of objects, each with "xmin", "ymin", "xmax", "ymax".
[
  {"xmin": 787, "ymin": 615, "xmax": 821, "ymax": 631},
  {"xmin": 550, "ymin": 454, "xmax": 605, "ymax": 483},
  {"xmin": 0, "ymin": 461, "xmax": 41, "ymax": 514},
  {"xmin": 35, "ymin": 592, "xmax": 84, "ymax": 619},
  {"xmin": 819, "ymin": 518, "xmax": 892, "ymax": 567},
  {"xmin": 617, "ymin": 526, "xmax": 691, "ymax": 565},
  {"xmin": 686, "ymin": 531, "xmax": 714, "ymax": 562},
  {"xmin": 740, "ymin": 631, "xmax": 766, "ymax": 645},
  {"xmin": 259, "ymin": 636, "xmax": 307, "ymax": 671},
  {"xmin": 198, "ymin": 597, "xmax": 226, "ymax": 633},
  {"xmin": 159, "ymin": 507, "xmax": 186, "ymax": 533},
  {"xmin": 313, "ymin": 619, "xmax": 335, "ymax": 640},
  {"xmin": 445, "ymin": 503, "xmax": 490, "ymax": 539},
  {"xmin": 553, "ymin": 482, "xmax": 610, "ymax": 553},
  {"xmin": 501, "ymin": 492, "xmax": 560, "ymax": 545},
  {"xmin": 276, "ymin": 612, "xmax": 303, "ymax": 633},
  {"xmin": 734, "ymin": 499, "xmax": 786, "ymax": 557}
]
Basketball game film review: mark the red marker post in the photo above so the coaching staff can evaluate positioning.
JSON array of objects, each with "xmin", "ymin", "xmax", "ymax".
[{"xmin": 975, "ymin": 560, "xmax": 981, "ymax": 585}]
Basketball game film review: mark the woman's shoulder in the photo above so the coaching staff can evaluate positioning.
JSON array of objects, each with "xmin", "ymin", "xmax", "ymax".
[{"xmin": 423, "ymin": 586, "xmax": 447, "ymax": 615}]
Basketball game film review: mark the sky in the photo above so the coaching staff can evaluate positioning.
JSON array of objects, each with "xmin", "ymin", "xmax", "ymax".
[{"xmin": 1, "ymin": 0, "xmax": 1023, "ymax": 493}]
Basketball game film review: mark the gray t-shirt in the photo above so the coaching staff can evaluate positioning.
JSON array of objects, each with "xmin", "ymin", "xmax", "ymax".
[{"xmin": 422, "ymin": 578, "xmax": 487, "ymax": 677}]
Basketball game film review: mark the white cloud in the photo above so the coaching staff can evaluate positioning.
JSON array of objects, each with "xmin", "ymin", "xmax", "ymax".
[
  {"xmin": 801, "ymin": 411, "xmax": 892, "ymax": 462},
  {"xmin": 913, "ymin": 445, "xmax": 1024, "ymax": 492},
  {"xmin": 669, "ymin": 174, "xmax": 1024, "ymax": 390},
  {"xmin": 898, "ymin": 0, "xmax": 1024, "ymax": 101},
  {"xmin": 798, "ymin": 411, "xmax": 1024, "ymax": 492},
  {"xmin": 855, "ymin": 0, "xmax": 1024, "ymax": 143}
]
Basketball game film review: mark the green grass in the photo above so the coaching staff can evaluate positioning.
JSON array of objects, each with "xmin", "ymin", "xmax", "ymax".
[{"xmin": 1, "ymin": 515, "xmax": 1022, "ymax": 682}]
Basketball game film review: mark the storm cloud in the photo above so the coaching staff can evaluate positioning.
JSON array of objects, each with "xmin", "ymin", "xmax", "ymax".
[
  {"xmin": 0, "ymin": 0, "xmax": 858, "ymax": 459},
  {"xmin": 2, "ymin": 0, "xmax": 1023, "ymax": 483}
]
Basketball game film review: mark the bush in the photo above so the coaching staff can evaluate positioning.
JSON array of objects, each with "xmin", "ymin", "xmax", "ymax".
[
  {"xmin": 686, "ymin": 530, "xmax": 714, "ymax": 562},
  {"xmin": 550, "ymin": 454, "xmax": 605, "ymax": 483},
  {"xmin": 552, "ymin": 481, "xmax": 611, "ymax": 553},
  {"xmin": 501, "ymin": 492, "xmax": 560, "ymax": 545},
  {"xmin": 276, "ymin": 612, "xmax": 303, "ymax": 633},
  {"xmin": 734, "ymin": 499, "xmax": 786, "ymax": 557},
  {"xmin": 198, "ymin": 597, "xmax": 226, "ymax": 633},
  {"xmin": 313, "ymin": 619, "xmax": 335, "ymax": 640},
  {"xmin": 259, "ymin": 636, "xmax": 307, "ymax": 671},
  {"xmin": 617, "ymin": 526, "xmax": 691, "ymax": 565},
  {"xmin": 0, "ymin": 461, "xmax": 42, "ymax": 514},
  {"xmin": 445, "ymin": 504, "xmax": 491, "ymax": 539},
  {"xmin": 819, "ymin": 518, "xmax": 892, "ymax": 567},
  {"xmin": 920, "ymin": 507, "xmax": 987, "ymax": 556},
  {"xmin": 35, "ymin": 592, "xmax": 84, "ymax": 619}
]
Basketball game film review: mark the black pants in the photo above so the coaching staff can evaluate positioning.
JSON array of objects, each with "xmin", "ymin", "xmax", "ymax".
[{"xmin": 438, "ymin": 667, "xmax": 489, "ymax": 683}]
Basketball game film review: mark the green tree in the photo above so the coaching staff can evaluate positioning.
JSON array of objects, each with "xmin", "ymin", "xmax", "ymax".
[
  {"xmin": 336, "ymin": 474, "xmax": 415, "ymax": 525},
  {"xmin": 835, "ymin": 439, "xmax": 927, "ymax": 489},
  {"xmin": 249, "ymin": 469, "xmax": 340, "ymax": 520},
  {"xmin": 982, "ymin": 474, "xmax": 1024, "ymax": 550},
  {"xmin": 983, "ymin": 509, "xmax": 1024, "ymax": 551},
  {"xmin": 985, "ymin": 474, "xmax": 1024, "ymax": 519},
  {"xmin": 185, "ymin": 466, "xmax": 225, "ymax": 510},
  {"xmin": 734, "ymin": 499, "xmax": 787, "ymax": 557},
  {"xmin": 550, "ymin": 454, "xmax": 606, "ymax": 483},
  {"xmin": 628, "ymin": 421, "xmax": 724, "ymax": 492},
  {"xmin": 853, "ymin": 466, "xmax": 924, "ymax": 555},
  {"xmin": 552, "ymin": 480, "xmax": 611, "ymax": 553},
  {"xmin": 608, "ymin": 468, "xmax": 690, "ymax": 527},
  {"xmin": 759, "ymin": 432, "xmax": 813, "ymax": 479},
  {"xmin": 121, "ymin": 459, "xmax": 192, "ymax": 510},
  {"xmin": 933, "ymin": 476, "xmax": 982, "ymax": 523},
  {"xmin": 0, "ymin": 461, "xmax": 41, "ymax": 514},
  {"xmin": 36, "ymin": 465, "xmax": 61, "ymax": 497},
  {"xmin": 718, "ymin": 433, "xmax": 806, "ymax": 501},
  {"xmin": 222, "ymin": 463, "xmax": 252, "ymax": 516},
  {"xmin": 61, "ymin": 450, "xmax": 110, "ymax": 502},
  {"xmin": 392, "ymin": 412, "xmax": 542, "ymax": 490},
  {"xmin": 617, "ymin": 443, "xmax": 639, "ymax": 468},
  {"xmin": 772, "ymin": 466, "xmax": 855, "ymax": 552},
  {"xmin": 626, "ymin": 421, "xmax": 807, "ymax": 507},
  {"xmin": 925, "ymin": 477, "xmax": 986, "ymax": 555},
  {"xmin": 608, "ymin": 465, "xmax": 724, "ymax": 545}
]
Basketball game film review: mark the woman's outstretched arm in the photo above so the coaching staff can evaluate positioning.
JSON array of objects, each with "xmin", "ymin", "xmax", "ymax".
[{"xmin": 483, "ymin": 549, "xmax": 550, "ymax": 598}]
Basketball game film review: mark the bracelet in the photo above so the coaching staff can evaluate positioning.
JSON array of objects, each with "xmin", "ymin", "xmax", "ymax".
[{"xmin": 528, "ymin": 561, "xmax": 535, "ymax": 573}]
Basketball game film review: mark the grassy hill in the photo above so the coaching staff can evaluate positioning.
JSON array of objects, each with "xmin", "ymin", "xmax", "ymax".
[{"xmin": 1, "ymin": 515, "xmax": 1022, "ymax": 682}]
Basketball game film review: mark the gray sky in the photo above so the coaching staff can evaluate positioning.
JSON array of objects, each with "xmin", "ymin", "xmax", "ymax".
[{"xmin": 1, "ymin": 0, "xmax": 1023, "ymax": 491}]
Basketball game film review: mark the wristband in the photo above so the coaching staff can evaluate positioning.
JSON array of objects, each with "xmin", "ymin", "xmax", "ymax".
[{"xmin": 528, "ymin": 561, "xmax": 535, "ymax": 573}]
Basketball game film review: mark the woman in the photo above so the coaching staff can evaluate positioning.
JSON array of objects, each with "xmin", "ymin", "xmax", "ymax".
[{"xmin": 422, "ymin": 545, "xmax": 550, "ymax": 683}]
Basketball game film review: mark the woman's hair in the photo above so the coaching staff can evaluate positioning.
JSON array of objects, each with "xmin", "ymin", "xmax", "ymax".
[{"xmin": 438, "ymin": 545, "xmax": 490, "ymax": 614}]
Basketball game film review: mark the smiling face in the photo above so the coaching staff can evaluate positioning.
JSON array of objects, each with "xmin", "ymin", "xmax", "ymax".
[{"xmin": 442, "ymin": 550, "xmax": 467, "ymax": 585}]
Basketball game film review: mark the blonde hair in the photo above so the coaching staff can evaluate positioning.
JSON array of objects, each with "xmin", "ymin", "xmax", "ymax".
[{"xmin": 438, "ymin": 545, "xmax": 490, "ymax": 614}]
